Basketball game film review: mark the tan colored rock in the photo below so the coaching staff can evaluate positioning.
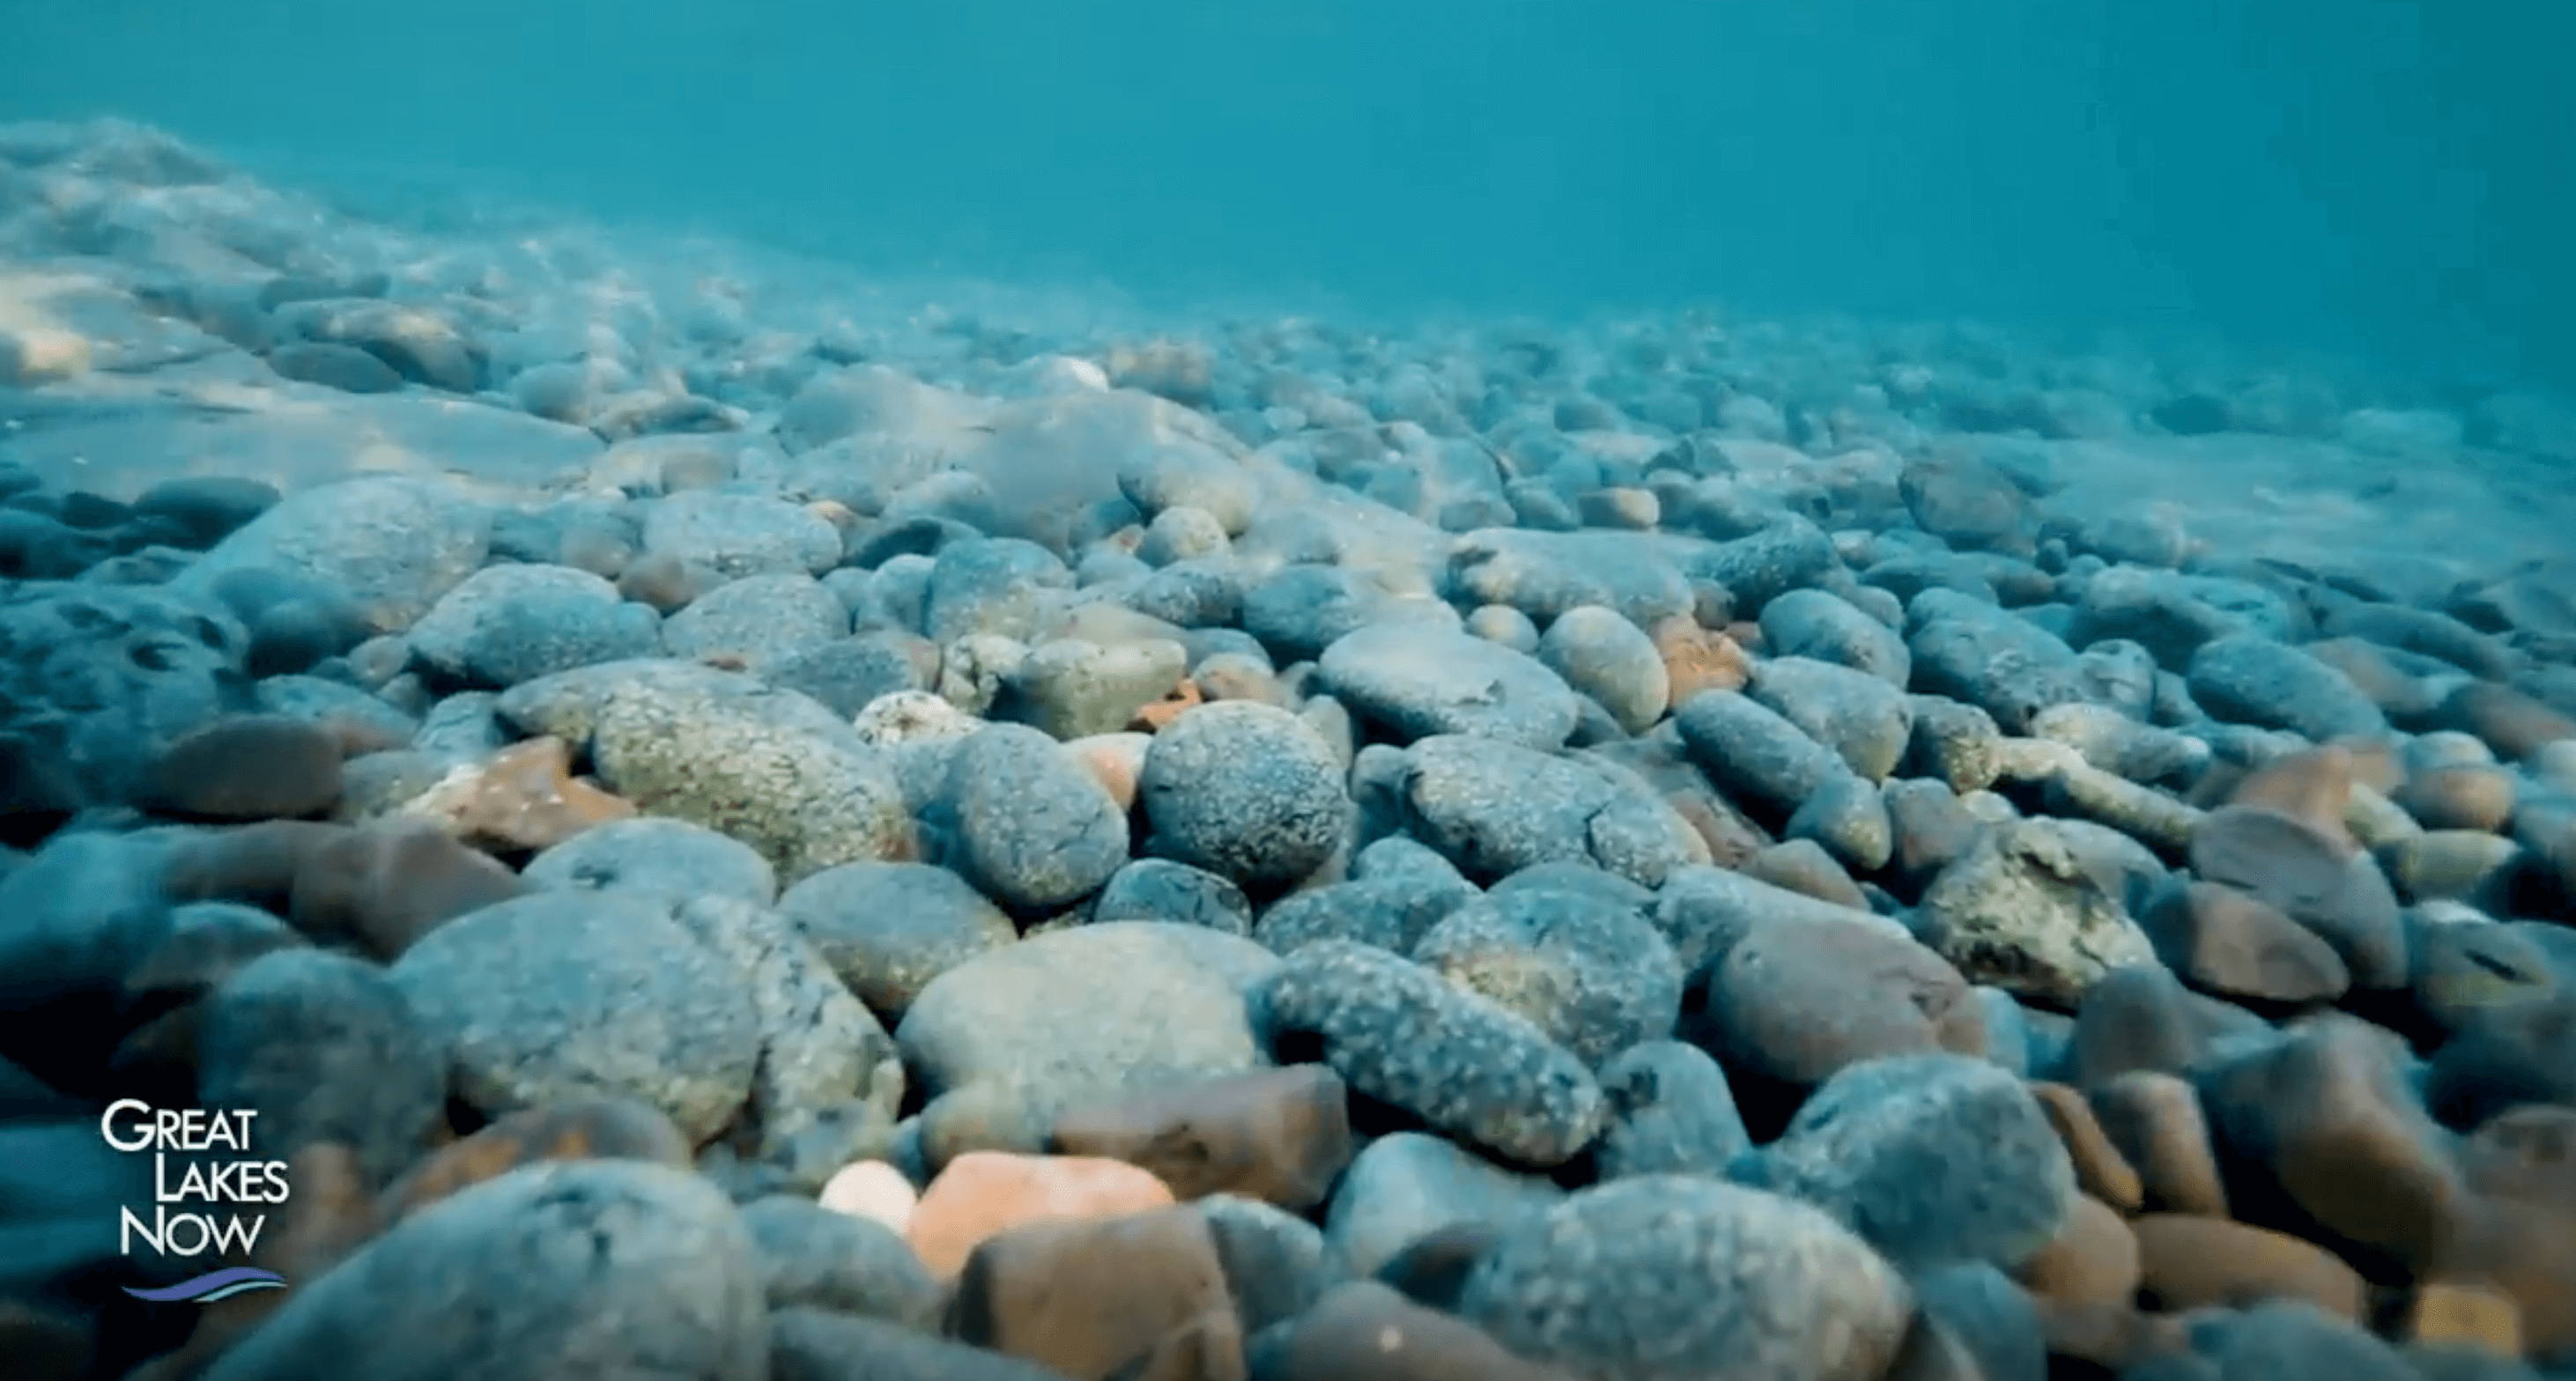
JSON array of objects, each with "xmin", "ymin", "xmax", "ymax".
[
  {"xmin": 947, "ymin": 1205, "xmax": 1242, "ymax": 1381},
  {"xmin": 2017, "ymin": 1194, "xmax": 2141, "ymax": 1308},
  {"xmin": 1131, "ymin": 677, "xmax": 1203, "ymax": 734},
  {"xmin": 1050, "ymin": 1067, "xmax": 1352, "ymax": 1211},
  {"xmin": 2138, "ymin": 880, "xmax": 2350, "ymax": 1005},
  {"xmin": 403, "ymin": 735, "xmax": 636, "ymax": 853},
  {"xmin": 818, "ymin": 1159, "xmax": 921, "ymax": 1237},
  {"xmin": 2440, "ymin": 683, "xmax": 2576, "ymax": 762},
  {"xmin": 907, "ymin": 1150, "xmax": 1177, "ymax": 1279},
  {"xmin": 2031, "ymin": 1082, "xmax": 2143, "ymax": 1213},
  {"xmin": 2088, "ymin": 1071, "xmax": 2229, "ymax": 1218},
  {"xmin": 2130, "ymin": 1215, "xmax": 2369, "ymax": 1321},
  {"xmin": 2406, "ymin": 1281, "xmax": 2524, "ymax": 1360},
  {"xmin": 1064, "ymin": 732, "xmax": 1152, "ymax": 813},
  {"xmin": 1915, "ymin": 818, "xmax": 2160, "ymax": 1011},
  {"xmin": 1649, "ymin": 617, "xmax": 1751, "ymax": 705},
  {"xmin": 1704, "ymin": 913, "xmax": 1988, "ymax": 1087},
  {"xmin": 2395, "ymin": 764, "xmax": 2519, "ymax": 834},
  {"xmin": 285, "ymin": 815, "xmax": 529, "ymax": 958}
]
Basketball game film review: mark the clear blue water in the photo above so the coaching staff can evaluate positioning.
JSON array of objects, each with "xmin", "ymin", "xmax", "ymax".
[{"xmin": 4, "ymin": 0, "xmax": 2565, "ymax": 388}]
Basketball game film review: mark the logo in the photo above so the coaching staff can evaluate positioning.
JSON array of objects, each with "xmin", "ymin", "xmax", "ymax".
[{"xmin": 100, "ymin": 1100, "xmax": 293, "ymax": 1303}]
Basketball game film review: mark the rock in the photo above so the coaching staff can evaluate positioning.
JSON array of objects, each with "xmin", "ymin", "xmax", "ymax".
[
  {"xmin": 1535, "ymin": 605, "xmax": 1669, "ymax": 735},
  {"xmin": 1323, "ymin": 1132, "xmax": 1566, "ymax": 1279},
  {"xmin": 404, "ymin": 563, "xmax": 662, "ymax": 687},
  {"xmin": 947, "ymin": 1203, "xmax": 1240, "ymax": 1381},
  {"xmin": 929, "ymin": 723, "xmax": 1130, "ymax": 912},
  {"xmin": 1050, "ymin": 1066, "xmax": 1352, "ymax": 1211},
  {"xmin": 1458, "ymin": 1176, "xmax": 1914, "ymax": 1381},
  {"xmin": 896, "ymin": 922, "xmax": 1274, "ymax": 1134},
  {"xmin": 1695, "ymin": 911, "xmax": 1987, "ymax": 1087},
  {"xmin": 1592, "ymin": 1038, "xmax": 1752, "ymax": 1180},
  {"xmin": 2129, "ymin": 1215, "xmax": 2369, "ymax": 1320},
  {"xmin": 818, "ymin": 1159, "xmax": 920, "ymax": 1234},
  {"xmin": 2140, "ymin": 879, "xmax": 2352, "ymax": 1005},
  {"xmin": 2449, "ymin": 1104, "xmax": 2576, "ymax": 1363},
  {"xmin": 195, "ymin": 949, "xmax": 447, "ymax": 1192},
  {"xmin": 1745, "ymin": 1052, "xmax": 2076, "ymax": 1273},
  {"xmin": 283, "ymin": 816, "xmax": 529, "ymax": 957},
  {"xmin": 1672, "ymin": 688, "xmax": 1854, "ymax": 819},
  {"xmin": 566, "ymin": 664, "xmax": 917, "ymax": 886},
  {"xmin": 374, "ymin": 1097, "xmax": 694, "ymax": 1228},
  {"xmin": 2087, "ymin": 1070, "xmax": 2231, "ymax": 1216},
  {"xmin": 1262, "ymin": 1281, "xmax": 1573, "ymax": 1381},
  {"xmin": 1410, "ymin": 886, "xmax": 1684, "ymax": 1067},
  {"xmin": 1258, "ymin": 940, "xmax": 1604, "ymax": 1168},
  {"xmin": 2030, "ymin": 1082, "xmax": 2145, "ymax": 1212},
  {"xmin": 1906, "ymin": 598, "xmax": 2090, "ymax": 735},
  {"xmin": 778, "ymin": 861, "xmax": 1018, "ymax": 1022},
  {"xmin": 196, "ymin": 1160, "xmax": 768, "ymax": 1381},
  {"xmin": 2199, "ymin": 1015, "xmax": 2471, "ymax": 1279},
  {"xmin": 1444, "ymin": 528, "xmax": 1698, "ymax": 628},
  {"xmin": 170, "ymin": 476, "xmax": 490, "ymax": 632},
  {"xmin": 907, "ymin": 1150, "xmax": 1176, "ymax": 1279},
  {"xmin": 1397, "ymin": 735, "xmax": 1705, "ymax": 889},
  {"xmin": 2017, "ymin": 1194, "xmax": 2141, "ymax": 1307},
  {"xmin": 389, "ymin": 890, "xmax": 766, "ymax": 1143},
  {"xmin": 767, "ymin": 1307, "xmax": 1073, "ymax": 1381},
  {"xmin": 1916, "ymin": 819, "xmax": 2161, "ymax": 1011},
  {"xmin": 1091, "ymin": 859, "xmax": 1255, "ymax": 935},
  {"xmin": 520, "ymin": 814, "xmax": 777, "ymax": 906},
  {"xmin": 738, "ymin": 1193, "xmax": 943, "ymax": 1327},
  {"xmin": 1195, "ymin": 1193, "xmax": 1335, "ymax": 1337},
  {"xmin": 2191, "ymin": 804, "xmax": 2408, "ymax": 991},
  {"xmin": 1746, "ymin": 656, "xmax": 1915, "ymax": 781},
  {"xmin": 660, "ymin": 571, "xmax": 848, "ymax": 672},
  {"xmin": 2188, "ymin": 635, "xmax": 2390, "ymax": 742},
  {"xmin": 668, "ymin": 894, "xmax": 904, "ymax": 1169},
  {"xmin": 1316, "ymin": 623, "xmax": 1580, "ymax": 751},
  {"xmin": 1254, "ymin": 874, "xmax": 1479, "ymax": 956},
  {"xmin": 400, "ymin": 735, "xmax": 633, "ymax": 853},
  {"xmin": 640, "ymin": 490, "xmax": 842, "ymax": 579},
  {"xmin": 992, "ymin": 636, "xmax": 1187, "ymax": 742},
  {"xmin": 142, "ymin": 713, "xmax": 344, "ymax": 820},
  {"xmin": 1139, "ymin": 702, "xmax": 1351, "ymax": 893}
]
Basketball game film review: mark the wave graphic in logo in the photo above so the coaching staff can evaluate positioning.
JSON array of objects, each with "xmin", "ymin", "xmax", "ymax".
[{"xmin": 124, "ymin": 1267, "xmax": 287, "ymax": 1304}]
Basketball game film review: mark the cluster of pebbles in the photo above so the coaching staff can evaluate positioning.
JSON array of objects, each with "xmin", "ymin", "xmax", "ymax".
[{"xmin": 2, "ymin": 119, "xmax": 2575, "ymax": 1381}]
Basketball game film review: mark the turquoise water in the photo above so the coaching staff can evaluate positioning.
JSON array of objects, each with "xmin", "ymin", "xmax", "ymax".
[{"xmin": 4, "ymin": 0, "xmax": 2565, "ymax": 386}]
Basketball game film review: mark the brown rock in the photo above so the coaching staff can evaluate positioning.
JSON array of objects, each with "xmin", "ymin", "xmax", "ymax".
[
  {"xmin": 2228, "ymin": 746, "xmax": 2359, "ymax": 848},
  {"xmin": 1049, "ymin": 1066, "xmax": 1353, "ymax": 1211},
  {"xmin": 2032, "ymin": 1082, "xmax": 2144, "ymax": 1212},
  {"xmin": 2089, "ymin": 1071, "xmax": 2230, "ymax": 1217},
  {"xmin": 947, "ymin": 1205, "xmax": 1242, "ymax": 1381},
  {"xmin": 374, "ymin": 1098, "xmax": 693, "ymax": 1230},
  {"xmin": 2395, "ymin": 764, "xmax": 2520, "ymax": 835},
  {"xmin": 145, "ymin": 714, "xmax": 347, "ymax": 822},
  {"xmin": 403, "ymin": 735, "xmax": 635, "ymax": 853},
  {"xmin": 2017, "ymin": 1193, "xmax": 2142, "ymax": 1307},
  {"xmin": 2446, "ymin": 1104, "xmax": 2576, "ymax": 1363},
  {"xmin": 1703, "ymin": 913, "xmax": 1988, "ymax": 1087},
  {"xmin": 1743, "ymin": 838, "xmax": 1870, "ymax": 910},
  {"xmin": 2189, "ymin": 803, "xmax": 2409, "ymax": 990},
  {"xmin": 1576, "ymin": 487, "xmax": 1661, "ymax": 530},
  {"xmin": 1132, "ymin": 678, "xmax": 1203, "ymax": 734},
  {"xmin": 1650, "ymin": 617, "xmax": 1752, "ymax": 704},
  {"xmin": 2198, "ymin": 1017, "xmax": 2473, "ymax": 1277},
  {"xmin": 1265, "ymin": 1281, "xmax": 1575, "ymax": 1381},
  {"xmin": 2440, "ymin": 683, "xmax": 2576, "ymax": 763},
  {"xmin": 2406, "ymin": 1281, "xmax": 2524, "ymax": 1360},
  {"xmin": 2129, "ymin": 1214, "xmax": 2368, "ymax": 1320},
  {"xmin": 908, "ymin": 1150, "xmax": 1178, "ymax": 1280},
  {"xmin": 286, "ymin": 816, "xmax": 528, "ymax": 957},
  {"xmin": 2139, "ymin": 880, "xmax": 2351, "ymax": 1005}
]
